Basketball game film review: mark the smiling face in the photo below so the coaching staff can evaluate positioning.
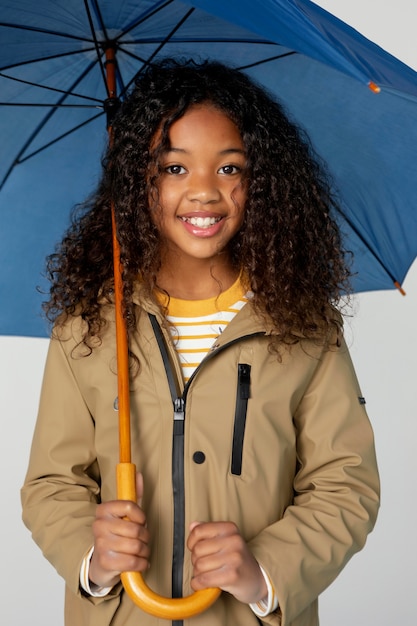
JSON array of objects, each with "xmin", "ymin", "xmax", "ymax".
[{"xmin": 152, "ymin": 104, "xmax": 247, "ymax": 274}]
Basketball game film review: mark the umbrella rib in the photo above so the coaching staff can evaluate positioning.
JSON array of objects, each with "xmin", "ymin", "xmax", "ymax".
[
  {"xmin": 0, "ymin": 47, "xmax": 97, "ymax": 73},
  {"xmin": 141, "ymin": 7, "xmax": 196, "ymax": 64},
  {"xmin": 0, "ymin": 102, "xmax": 100, "ymax": 108},
  {"xmin": 115, "ymin": 0, "xmax": 176, "ymax": 40},
  {"xmin": 0, "ymin": 57, "xmax": 101, "ymax": 191},
  {"xmin": 119, "ymin": 47, "xmax": 296, "ymax": 72},
  {"xmin": 115, "ymin": 46, "xmax": 157, "ymax": 69},
  {"xmin": 337, "ymin": 208, "xmax": 401, "ymax": 288},
  {"xmin": 84, "ymin": 0, "xmax": 109, "ymax": 97},
  {"xmin": 0, "ymin": 111, "xmax": 104, "ymax": 191},
  {"xmin": 238, "ymin": 52, "xmax": 298, "ymax": 70},
  {"xmin": 91, "ymin": 0, "xmax": 132, "ymax": 98},
  {"xmin": 119, "ymin": 7, "xmax": 196, "ymax": 98},
  {"xmin": 0, "ymin": 71, "xmax": 102, "ymax": 104},
  {"xmin": 124, "ymin": 37, "xmax": 278, "ymax": 45},
  {"xmin": 0, "ymin": 20, "xmax": 95, "ymax": 44},
  {"xmin": 18, "ymin": 111, "xmax": 105, "ymax": 164},
  {"xmin": 89, "ymin": 0, "xmax": 110, "ymax": 41},
  {"xmin": 117, "ymin": 47, "xmax": 296, "ymax": 99}
]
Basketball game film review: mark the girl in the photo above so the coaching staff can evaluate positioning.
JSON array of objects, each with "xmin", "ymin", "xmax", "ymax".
[{"xmin": 21, "ymin": 59, "xmax": 379, "ymax": 626}]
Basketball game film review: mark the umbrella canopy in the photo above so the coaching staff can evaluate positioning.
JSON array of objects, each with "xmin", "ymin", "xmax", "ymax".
[{"xmin": 1, "ymin": 0, "xmax": 417, "ymax": 337}]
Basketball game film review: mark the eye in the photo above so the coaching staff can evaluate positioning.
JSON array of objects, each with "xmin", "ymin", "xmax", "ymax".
[
  {"xmin": 218, "ymin": 164, "xmax": 242, "ymax": 175},
  {"xmin": 164, "ymin": 164, "xmax": 186, "ymax": 175}
]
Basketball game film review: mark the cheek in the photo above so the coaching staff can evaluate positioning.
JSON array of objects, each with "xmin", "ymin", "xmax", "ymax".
[{"xmin": 156, "ymin": 180, "xmax": 179, "ymax": 212}]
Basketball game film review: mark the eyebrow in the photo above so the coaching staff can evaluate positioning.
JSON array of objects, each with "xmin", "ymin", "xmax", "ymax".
[{"xmin": 167, "ymin": 147, "xmax": 246, "ymax": 156}]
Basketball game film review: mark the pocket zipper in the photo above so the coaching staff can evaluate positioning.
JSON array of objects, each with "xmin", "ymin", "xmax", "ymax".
[{"xmin": 231, "ymin": 363, "xmax": 251, "ymax": 476}]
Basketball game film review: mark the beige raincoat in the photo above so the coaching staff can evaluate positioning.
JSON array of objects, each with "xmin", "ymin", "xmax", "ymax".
[{"xmin": 21, "ymin": 293, "xmax": 379, "ymax": 626}]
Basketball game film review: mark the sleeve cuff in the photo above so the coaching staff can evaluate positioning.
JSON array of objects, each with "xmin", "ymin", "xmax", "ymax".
[
  {"xmin": 80, "ymin": 546, "xmax": 113, "ymax": 597},
  {"xmin": 249, "ymin": 564, "xmax": 279, "ymax": 617}
]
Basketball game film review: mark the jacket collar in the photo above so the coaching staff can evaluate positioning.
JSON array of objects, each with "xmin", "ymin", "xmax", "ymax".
[{"xmin": 131, "ymin": 281, "xmax": 273, "ymax": 343}]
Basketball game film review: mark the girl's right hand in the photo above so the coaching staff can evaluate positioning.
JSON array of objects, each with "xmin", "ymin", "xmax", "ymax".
[{"xmin": 89, "ymin": 473, "xmax": 150, "ymax": 589}]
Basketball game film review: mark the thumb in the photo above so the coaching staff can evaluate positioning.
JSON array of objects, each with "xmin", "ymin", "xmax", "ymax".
[{"xmin": 136, "ymin": 472, "xmax": 144, "ymax": 507}]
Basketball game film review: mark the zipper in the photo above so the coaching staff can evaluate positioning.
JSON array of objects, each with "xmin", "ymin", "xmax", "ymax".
[
  {"xmin": 231, "ymin": 364, "xmax": 251, "ymax": 476},
  {"xmin": 148, "ymin": 314, "xmax": 185, "ymax": 622},
  {"xmin": 148, "ymin": 314, "xmax": 263, "ymax": 624},
  {"xmin": 172, "ymin": 398, "xmax": 185, "ymax": 626}
]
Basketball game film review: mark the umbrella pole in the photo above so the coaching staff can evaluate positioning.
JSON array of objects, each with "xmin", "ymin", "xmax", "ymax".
[
  {"xmin": 111, "ymin": 203, "xmax": 132, "ymax": 465},
  {"xmin": 105, "ymin": 46, "xmax": 135, "ymax": 499},
  {"xmin": 105, "ymin": 46, "xmax": 221, "ymax": 618}
]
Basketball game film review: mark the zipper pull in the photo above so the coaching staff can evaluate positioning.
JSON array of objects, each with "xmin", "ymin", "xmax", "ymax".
[
  {"xmin": 238, "ymin": 364, "xmax": 251, "ymax": 399},
  {"xmin": 173, "ymin": 397, "xmax": 185, "ymax": 435}
]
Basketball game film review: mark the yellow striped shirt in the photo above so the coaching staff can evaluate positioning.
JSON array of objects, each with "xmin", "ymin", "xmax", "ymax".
[{"xmin": 161, "ymin": 278, "xmax": 249, "ymax": 382}]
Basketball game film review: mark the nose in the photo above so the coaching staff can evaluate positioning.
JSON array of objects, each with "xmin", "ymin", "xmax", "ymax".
[{"xmin": 186, "ymin": 170, "xmax": 221, "ymax": 204}]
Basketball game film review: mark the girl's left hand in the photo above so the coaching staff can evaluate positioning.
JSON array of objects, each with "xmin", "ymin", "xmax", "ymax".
[{"xmin": 187, "ymin": 521, "xmax": 267, "ymax": 604}]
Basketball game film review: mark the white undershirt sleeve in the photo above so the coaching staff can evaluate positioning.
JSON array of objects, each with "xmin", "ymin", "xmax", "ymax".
[
  {"xmin": 80, "ymin": 546, "xmax": 113, "ymax": 597},
  {"xmin": 249, "ymin": 564, "xmax": 279, "ymax": 617}
]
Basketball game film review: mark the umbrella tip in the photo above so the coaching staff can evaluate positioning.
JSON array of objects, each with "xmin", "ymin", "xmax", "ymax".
[
  {"xmin": 394, "ymin": 281, "xmax": 406, "ymax": 296},
  {"xmin": 368, "ymin": 81, "xmax": 381, "ymax": 93}
]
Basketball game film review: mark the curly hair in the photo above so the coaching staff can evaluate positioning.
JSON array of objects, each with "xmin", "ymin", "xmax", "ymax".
[{"xmin": 44, "ymin": 58, "xmax": 351, "ymax": 351}]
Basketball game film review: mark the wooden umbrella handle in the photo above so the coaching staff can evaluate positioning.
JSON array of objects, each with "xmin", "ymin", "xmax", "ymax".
[
  {"xmin": 117, "ymin": 463, "xmax": 221, "ymax": 619},
  {"xmin": 107, "ymin": 45, "xmax": 220, "ymax": 618},
  {"xmin": 112, "ymin": 234, "xmax": 221, "ymax": 618}
]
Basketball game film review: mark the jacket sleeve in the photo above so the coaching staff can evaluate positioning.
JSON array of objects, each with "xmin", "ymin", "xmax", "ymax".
[
  {"xmin": 248, "ymin": 338, "xmax": 380, "ymax": 626},
  {"xmin": 21, "ymin": 334, "xmax": 116, "ymax": 602}
]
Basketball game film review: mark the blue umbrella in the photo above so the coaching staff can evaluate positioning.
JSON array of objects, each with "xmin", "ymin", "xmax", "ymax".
[{"xmin": 1, "ymin": 0, "xmax": 417, "ymax": 338}]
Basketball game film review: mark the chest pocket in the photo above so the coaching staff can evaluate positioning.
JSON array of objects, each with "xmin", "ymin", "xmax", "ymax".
[{"xmin": 231, "ymin": 363, "xmax": 251, "ymax": 475}]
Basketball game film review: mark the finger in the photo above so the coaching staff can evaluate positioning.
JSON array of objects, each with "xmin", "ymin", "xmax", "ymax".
[
  {"xmin": 190, "ymin": 532, "xmax": 244, "ymax": 570},
  {"xmin": 136, "ymin": 472, "xmax": 144, "ymax": 507},
  {"xmin": 96, "ymin": 500, "xmax": 147, "ymax": 526},
  {"xmin": 190, "ymin": 542, "xmax": 268, "ymax": 604},
  {"xmin": 95, "ymin": 523, "xmax": 151, "ymax": 557},
  {"xmin": 90, "ymin": 537, "xmax": 150, "ymax": 588},
  {"xmin": 94, "ymin": 500, "xmax": 146, "ymax": 534},
  {"xmin": 104, "ymin": 515, "xmax": 150, "ymax": 542},
  {"xmin": 187, "ymin": 521, "xmax": 202, "ymax": 546},
  {"xmin": 187, "ymin": 521, "xmax": 237, "ymax": 551}
]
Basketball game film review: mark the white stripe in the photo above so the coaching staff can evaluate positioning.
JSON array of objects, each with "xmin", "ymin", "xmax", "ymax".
[{"xmin": 166, "ymin": 297, "xmax": 248, "ymax": 381}]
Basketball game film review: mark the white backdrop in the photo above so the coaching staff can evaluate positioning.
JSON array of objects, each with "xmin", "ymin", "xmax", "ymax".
[
  {"xmin": 1, "ymin": 2, "xmax": 416, "ymax": 624},
  {"xmin": 316, "ymin": 1, "xmax": 417, "ymax": 624}
]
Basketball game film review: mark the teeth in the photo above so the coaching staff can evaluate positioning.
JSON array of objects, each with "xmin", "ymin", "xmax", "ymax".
[{"xmin": 182, "ymin": 216, "xmax": 220, "ymax": 228}]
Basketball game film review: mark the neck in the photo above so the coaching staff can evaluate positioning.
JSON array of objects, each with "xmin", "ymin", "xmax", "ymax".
[{"xmin": 156, "ymin": 255, "xmax": 239, "ymax": 300}]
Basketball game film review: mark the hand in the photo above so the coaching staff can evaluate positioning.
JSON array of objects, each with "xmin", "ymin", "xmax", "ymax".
[
  {"xmin": 89, "ymin": 472, "xmax": 150, "ymax": 589},
  {"xmin": 187, "ymin": 521, "xmax": 267, "ymax": 605}
]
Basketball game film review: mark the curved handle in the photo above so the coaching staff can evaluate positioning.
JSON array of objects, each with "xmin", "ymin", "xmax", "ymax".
[
  {"xmin": 121, "ymin": 571, "xmax": 221, "ymax": 620},
  {"xmin": 117, "ymin": 463, "xmax": 221, "ymax": 619}
]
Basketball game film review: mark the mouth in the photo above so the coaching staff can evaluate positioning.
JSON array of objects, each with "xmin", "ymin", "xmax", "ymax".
[{"xmin": 179, "ymin": 215, "xmax": 222, "ymax": 229}]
